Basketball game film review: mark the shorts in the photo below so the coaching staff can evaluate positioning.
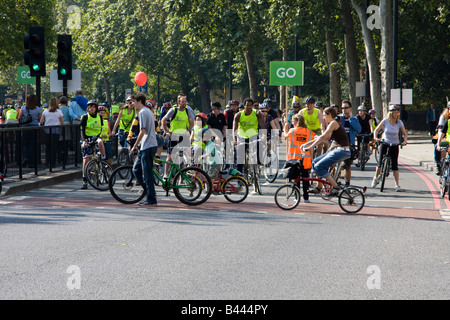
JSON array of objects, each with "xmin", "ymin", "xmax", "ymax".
[
  {"xmin": 207, "ymin": 164, "xmax": 222, "ymax": 178},
  {"xmin": 156, "ymin": 133, "xmax": 164, "ymax": 148},
  {"xmin": 81, "ymin": 136, "xmax": 101, "ymax": 159}
]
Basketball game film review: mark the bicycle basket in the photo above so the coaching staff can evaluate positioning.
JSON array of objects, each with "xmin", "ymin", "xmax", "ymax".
[{"xmin": 281, "ymin": 159, "xmax": 302, "ymax": 179}]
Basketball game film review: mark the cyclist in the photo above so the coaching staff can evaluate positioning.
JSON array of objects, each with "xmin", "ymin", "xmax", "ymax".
[
  {"xmin": 300, "ymin": 96, "xmax": 326, "ymax": 157},
  {"xmin": 285, "ymin": 101, "xmax": 301, "ymax": 131},
  {"xmin": 98, "ymin": 105, "xmax": 113, "ymax": 166},
  {"xmin": 434, "ymin": 101, "xmax": 450, "ymax": 175},
  {"xmin": 233, "ymin": 97, "xmax": 264, "ymax": 173},
  {"xmin": 257, "ymin": 102, "xmax": 278, "ymax": 149},
  {"xmin": 111, "ymin": 96, "xmax": 136, "ymax": 148},
  {"xmin": 225, "ymin": 100, "xmax": 239, "ymax": 130},
  {"xmin": 339, "ymin": 100, "xmax": 361, "ymax": 186},
  {"xmin": 301, "ymin": 106, "xmax": 351, "ymax": 196},
  {"xmin": 284, "ymin": 114, "xmax": 315, "ymax": 203},
  {"xmin": 161, "ymin": 94, "xmax": 195, "ymax": 178},
  {"xmin": 199, "ymin": 128, "xmax": 223, "ymax": 183},
  {"xmin": 369, "ymin": 109, "xmax": 380, "ymax": 133},
  {"xmin": 130, "ymin": 93, "xmax": 158, "ymax": 207},
  {"xmin": 80, "ymin": 100, "xmax": 106, "ymax": 189},
  {"xmin": 355, "ymin": 105, "xmax": 371, "ymax": 167},
  {"xmin": 371, "ymin": 104, "xmax": 408, "ymax": 191},
  {"xmin": 191, "ymin": 112, "xmax": 209, "ymax": 164}
]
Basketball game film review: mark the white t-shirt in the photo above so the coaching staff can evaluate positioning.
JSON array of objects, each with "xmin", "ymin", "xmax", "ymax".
[{"xmin": 42, "ymin": 109, "xmax": 63, "ymax": 134}]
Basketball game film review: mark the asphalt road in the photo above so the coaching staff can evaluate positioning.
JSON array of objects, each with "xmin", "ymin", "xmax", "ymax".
[{"xmin": 1, "ymin": 153, "xmax": 450, "ymax": 301}]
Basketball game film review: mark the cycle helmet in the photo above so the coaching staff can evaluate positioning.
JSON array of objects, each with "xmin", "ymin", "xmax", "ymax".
[
  {"xmin": 440, "ymin": 140, "xmax": 449, "ymax": 148},
  {"xmin": 163, "ymin": 102, "xmax": 171, "ymax": 108},
  {"xmin": 304, "ymin": 96, "xmax": 315, "ymax": 104},
  {"xmin": 196, "ymin": 112, "xmax": 208, "ymax": 120},
  {"xmin": 263, "ymin": 98, "xmax": 273, "ymax": 107},
  {"xmin": 292, "ymin": 101, "xmax": 301, "ymax": 108},
  {"xmin": 259, "ymin": 102, "xmax": 269, "ymax": 109},
  {"xmin": 228, "ymin": 100, "xmax": 239, "ymax": 105},
  {"xmin": 368, "ymin": 109, "xmax": 376, "ymax": 114},
  {"xmin": 315, "ymin": 101, "xmax": 323, "ymax": 108},
  {"xmin": 388, "ymin": 104, "xmax": 400, "ymax": 111},
  {"xmin": 238, "ymin": 103, "xmax": 244, "ymax": 109},
  {"xmin": 145, "ymin": 101, "xmax": 153, "ymax": 108},
  {"xmin": 357, "ymin": 105, "xmax": 366, "ymax": 111},
  {"xmin": 87, "ymin": 100, "xmax": 98, "ymax": 107},
  {"xmin": 98, "ymin": 105, "xmax": 106, "ymax": 112}
]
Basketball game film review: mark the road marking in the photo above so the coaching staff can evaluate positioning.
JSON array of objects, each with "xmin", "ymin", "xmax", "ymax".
[
  {"xmin": 8, "ymin": 196, "xmax": 30, "ymax": 201},
  {"xmin": 439, "ymin": 209, "xmax": 450, "ymax": 221}
]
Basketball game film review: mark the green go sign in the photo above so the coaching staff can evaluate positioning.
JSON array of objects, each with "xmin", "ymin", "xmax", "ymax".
[
  {"xmin": 17, "ymin": 66, "xmax": 35, "ymax": 84},
  {"xmin": 269, "ymin": 61, "xmax": 304, "ymax": 86}
]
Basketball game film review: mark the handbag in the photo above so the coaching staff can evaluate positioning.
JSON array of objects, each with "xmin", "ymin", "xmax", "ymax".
[{"xmin": 19, "ymin": 107, "xmax": 32, "ymax": 125}]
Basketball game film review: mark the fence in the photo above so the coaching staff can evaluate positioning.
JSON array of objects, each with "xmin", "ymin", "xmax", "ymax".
[{"xmin": 0, "ymin": 124, "xmax": 118, "ymax": 180}]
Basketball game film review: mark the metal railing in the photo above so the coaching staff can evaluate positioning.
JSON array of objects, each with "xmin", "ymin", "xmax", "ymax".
[{"xmin": 0, "ymin": 124, "xmax": 118, "ymax": 180}]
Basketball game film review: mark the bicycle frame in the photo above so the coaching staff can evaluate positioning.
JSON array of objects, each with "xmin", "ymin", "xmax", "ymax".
[{"xmin": 152, "ymin": 158, "xmax": 201, "ymax": 190}]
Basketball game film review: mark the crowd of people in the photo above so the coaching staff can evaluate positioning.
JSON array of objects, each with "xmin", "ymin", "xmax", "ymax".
[{"xmin": 1, "ymin": 89, "xmax": 415, "ymax": 205}]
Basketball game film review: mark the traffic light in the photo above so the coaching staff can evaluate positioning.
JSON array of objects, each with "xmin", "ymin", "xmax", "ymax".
[
  {"xmin": 57, "ymin": 34, "xmax": 72, "ymax": 80},
  {"xmin": 24, "ymin": 26, "xmax": 46, "ymax": 77}
]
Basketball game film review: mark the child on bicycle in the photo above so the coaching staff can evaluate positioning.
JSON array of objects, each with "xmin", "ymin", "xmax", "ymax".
[
  {"xmin": 284, "ymin": 114, "xmax": 315, "ymax": 202},
  {"xmin": 199, "ymin": 128, "xmax": 223, "ymax": 182},
  {"xmin": 80, "ymin": 100, "xmax": 106, "ymax": 189}
]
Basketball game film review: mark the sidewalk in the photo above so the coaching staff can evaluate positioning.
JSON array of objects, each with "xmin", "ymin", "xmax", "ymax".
[
  {"xmin": 399, "ymin": 130, "xmax": 436, "ymax": 173},
  {"xmin": 0, "ymin": 131, "xmax": 437, "ymax": 197}
]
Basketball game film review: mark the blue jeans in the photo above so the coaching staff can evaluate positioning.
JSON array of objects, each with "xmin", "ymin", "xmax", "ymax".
[
  {"xmin": 312, "ymin": 147, "xmax": 351, "ymax": 179},
  {"xmin": 133, "ymin": 146, "xmax": 157, "ymax": 204}
]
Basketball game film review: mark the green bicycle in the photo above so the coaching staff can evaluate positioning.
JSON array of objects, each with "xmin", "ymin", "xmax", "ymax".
[{"xmin": 108, "ymin": 158, "xmax": 212, "ymax": 205}]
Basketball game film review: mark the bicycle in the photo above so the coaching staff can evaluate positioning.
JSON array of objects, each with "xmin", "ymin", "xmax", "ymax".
[
  {"xmin": 237, "ymin": 139, "xmax": 262, "ymax": 195},
  {"xmin": 84, "ymin": 139, "xmax": 113, "ymax": 191},
  {"xmin": 378, "ymin": 142, "xmax": 401, "ymax": 192},
  {"xmin": 274, "ymin": 158, "xmax": 366, "ymax": 214},
  {"xmin": 108, "ymin": 158, "xmax": 212, "ymax": 205},
  {"xmin": 355, "ymin": 133, "xmax": 372, "ymax": 171},
  {"xmin": 211, "ymin": 169, "xmax": 249, "ymax": 203},
  {"xmin": 439, "ymin": 145, "xmax": 450, "ymax": 199}
]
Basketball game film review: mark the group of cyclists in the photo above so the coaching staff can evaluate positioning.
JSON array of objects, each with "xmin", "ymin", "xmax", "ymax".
[{"xmin": 78, "ymin": 91, "xmax": 409, "ymax": 207}]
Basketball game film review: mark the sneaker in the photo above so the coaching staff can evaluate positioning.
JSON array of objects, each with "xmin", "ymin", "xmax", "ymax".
[
  {"xmin": 394, "ymin": 186, "xmax": 404, "ymax": 192},
  {"xmin": 81, "ymin": 182, "xmax": 88, "ymax": 190},
  {"xmin": 371, "ymin": 176, "xmax": 380, "ymax": 188},
  {"xmin": 139, "ymin": 201, "xmax": 158, "ymax": 207},
  {"xmin": 324, "ymin": 187, "xmax": 341, "ymax": 197},
  {"xmin": 436, "ymin": 165, "xmax": 441, "ymax": 176},
  {"xmin": 304, "ymin": 199, "xmax": 311, "ymax": 203}
]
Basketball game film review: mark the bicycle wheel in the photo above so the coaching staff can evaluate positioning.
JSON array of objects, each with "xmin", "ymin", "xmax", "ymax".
[
  {"xmin": 251, "ymin": 164, "xmax": 262, "ymax": 195},
  {"xmin": 221, "ymin": 176, "xmax": 249, "ymax": 203},
  {"xmin": 117, "ymin": 148, "xmax": 130, "ymax": 167},
  {"xmin": 173, "ymin": 167, "xmax": 212, "ymax": 205},
  {"xmin": 338, "ymin": 187, "xmax": 365, "ymax": 213},
  {"xmin": 262, "ymin": 151, "xmax": 279, "ymax": 183},
  {"xmin": 380, "ymin": 158, "xmax": 390, "ymax": 192},
  {"xmin": 439, "ymin": 161, "xmax": 448, "ymax": 197},
  {"xmin": 109, "ymin": 165, "xmax": 145, "ymax": 204},
  {"xmin": 274, "ymin": 184, "xmax": 301, "ymax": 210},
  {"xmin": 359, "ymin": 143, "xmax": 366, "ymax": 171},
  {"xmin": 85, "ymin": 159, "xmax": 113, "ymax": 191}
]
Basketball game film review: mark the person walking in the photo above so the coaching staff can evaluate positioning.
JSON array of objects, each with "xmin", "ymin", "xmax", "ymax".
[
  {"xmin": 371, "ymin": 104, "xmax": 408, "ymax": 191},
  {"xmin": 18, "ymin": 94, "xmax": 42, "ymax": 168},
  {"xmin": 130, "ymin": 93, "xmax": 158, "ymax": 207}
]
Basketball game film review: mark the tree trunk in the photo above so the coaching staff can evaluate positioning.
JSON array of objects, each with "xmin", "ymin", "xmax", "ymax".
[
  {"xmin": 340, "ymin": 0, "xmax": 360, "ymax": 110},
  {"xmin": 104, "ymin": 73, "xmax": 111, "ymax": 106},
  {"xmin": 352, "ymin": 0, "xmax": 383, "ymax": 115},
  {"xmin": 198, "ymin": 68, "xmax": 211, "ymax": 112},
  {"xmin": 244, "ymin": 48, "xmax": 258, "ymax": 100},
  {"xmin": 324, "ymin": 5, "xmax": 342, "ymax": 107},
  {"xmin": 380, "ymin": 0, "xmax": 393, "ymax": 117}
]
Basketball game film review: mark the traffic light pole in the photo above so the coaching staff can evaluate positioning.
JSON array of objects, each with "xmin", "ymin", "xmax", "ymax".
[
  {"xmin": 36, "ymin": 76, "xmax": 41, "ymax": 107},
  {"xmin": 63, "ymin": 79, "xmax": 68, "ymax": 97}
]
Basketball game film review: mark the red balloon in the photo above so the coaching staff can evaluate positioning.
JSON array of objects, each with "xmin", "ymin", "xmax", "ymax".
[{"xmin": 135, "ymin": 72, "xmax": 147, "ymax": 87}]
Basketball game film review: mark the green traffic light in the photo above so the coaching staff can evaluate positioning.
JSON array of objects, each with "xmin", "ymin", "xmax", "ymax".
[
  {"xmin": 60, "ymin": 68, "xmax": 67, "ymax": 75},
  {"xmin": 32, "ymin": 64, "xmax": 40, "ymax": 71}
]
